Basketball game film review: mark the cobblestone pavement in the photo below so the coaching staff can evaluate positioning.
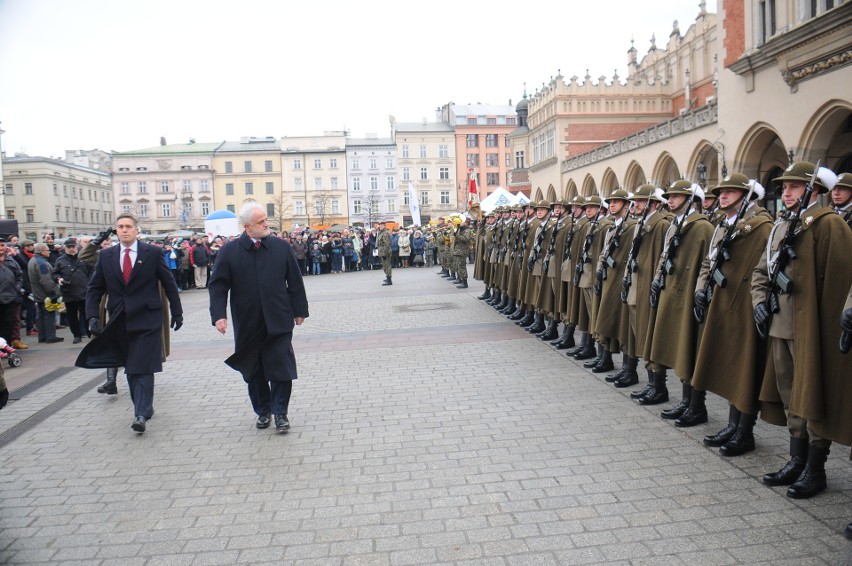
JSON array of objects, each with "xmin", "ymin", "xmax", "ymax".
[{"xmin": 0, "ymin": 265, "xmax": 850, "ymax": 565}]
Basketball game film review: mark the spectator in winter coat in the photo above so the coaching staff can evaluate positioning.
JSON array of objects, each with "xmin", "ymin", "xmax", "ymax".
[
  {"xmin": 28, "ymin": 243, "xmax": 62, "ymax": 343},
  {"xmin": 190, "ymin": 238, "xmax": 210, "ymax": 288},
  {"xmin": 0, "ymin": 238, "xmax": 24, "ymax": 348},
  {"xmin": 54, "ymin": 238, "xmax": 93, "ymax": 343}
]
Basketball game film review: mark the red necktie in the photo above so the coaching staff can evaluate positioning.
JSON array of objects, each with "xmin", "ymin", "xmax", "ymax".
[
  {"xmin": 123, "ymin": 248, "xmax": 132, "ymax": 284},
  {"xmin": 255, "ymin": 240, "xmax": 261, "ymax": 250}
]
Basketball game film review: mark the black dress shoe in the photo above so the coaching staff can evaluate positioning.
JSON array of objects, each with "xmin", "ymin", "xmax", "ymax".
[
  {"xmin": 131, "ymin": 416, "xmax": 146, "ymax": 433},
  {"xmin": 256, "ymin": 414, "xmax": 271, "ymax": 429},
  {"xmin": 72, "ymin": 336, "xmax": 82, "ymax": 344},
  {"xmin": 275, "ymin": 414, "xmax": 290, "ymax": 431},
  {"xmin": 46, "ymin": 337, "xmax": 64, "ymax": 343}
]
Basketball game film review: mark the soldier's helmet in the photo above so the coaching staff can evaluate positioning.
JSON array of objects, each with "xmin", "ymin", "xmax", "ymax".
[
  {"xmin": 583, "ymin": 195, "xmax": 605, "ymax": 208},
  {"xmin": 558, "ymin": 197, "xmax": 572, "ymax": 208},
  {"xmin": 570, "ymin": 195, "xmax": 586, "ymax": 207},
  {"xmin": 535, "ymin": 200, "xmax": 551, "ymax": 209},
  {"xmin": 629, "ymin": 184, "xmax": 657, "ymax": 200},
  {"xmin": 607, "ymin": 188, "xmax": 630, "ymax": 202},
  {"xmin": 834, "ymin": 172, "xmax": 852, "ymax": 190},
  {"xmin": 663, "ymin": 180, "xmax": 704, "ymax": 202},
  {"xmin": 711, "ymin": 173, "xmax": 764, "ymax": 201},
  {"xmin": 773, "ymin": 161, "xmax": 838, "ymax": 193}
]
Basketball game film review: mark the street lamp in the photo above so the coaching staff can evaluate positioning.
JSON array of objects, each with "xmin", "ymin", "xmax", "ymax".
[{"xmin": 697, "ymin": 163, "xmax": 707, "ymax": 188}]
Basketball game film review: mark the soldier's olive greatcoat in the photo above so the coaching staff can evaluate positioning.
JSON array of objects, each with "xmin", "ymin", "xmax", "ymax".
[
  {"xmin": 517, "ymin": 217, "xmax": 540, "ymax": 306},
  {"xmin": 582, "ymin": 216, "xmax": 613, "ymax": 336},
  {"xmin": 564, "ymin": 216, "xmax": 589, "ymax": 325},
  {"xmin": 753, "ymin": 207, "xmax": 852, "ymax": 445},
  {"xmin": 644, "ymin": 211, "xmax": 713, "ymax": 381},
  {"xmin": 594, "ymin": 216, "xmax": 636, "ymax": 350},
  {"xmin": 691, "ymin": 206, "xmax": 772, "ymax": 414},
  {"xmin": 526, "ymin": 216, "xmax": 553, "ymax": 308}
]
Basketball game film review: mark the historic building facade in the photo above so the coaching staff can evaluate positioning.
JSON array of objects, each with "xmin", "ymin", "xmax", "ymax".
[
  {"xmin": 345, "ymin": 136, "xmax": 397, "ymax": 228},
  {"xmin": 392, "ymin": 121, "xmax": 458, "ymax": 224},
  {"xmin": 280, "ymin": 133, "xmax": 348, "ymax": 231},
  {"xmin": 113, "ymin": 140, "xmax": 219, "ymax": 234},
  {"xmin": 3, "ymin": 155, "xmax": 112, "ymax": 240},
  {"xmin": 211, "ymin": 137, "xmax": 282, "ymax": 228}
]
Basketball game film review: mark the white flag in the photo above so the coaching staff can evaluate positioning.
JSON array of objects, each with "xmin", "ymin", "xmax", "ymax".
[{"xmin": 408, "ymin": 182, "xmax": 421, "ymax": 226}]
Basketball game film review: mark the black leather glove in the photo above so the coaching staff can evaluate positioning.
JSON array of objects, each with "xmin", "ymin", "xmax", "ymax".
[
  {"xmin": 693, "ymin": 289, "xmax": 708, "ymax": 324},
  {"xmin": 170, "ymin": 315, "xmax": 183, "ymax": 331},
  {"xmin": 593, "ymin": 281, "xmax": 602, "ymax": 296},
  {"xmin": 595, "ymin": 268, "xmax": 605, "ymax": 282},
  {"xmin": 88, "ymin": 317, "xmax": 103, "ymax": 336},
  {"xmin": 754, "ymin": 303, "xmax": 770, "ymax": 338},
  {"xmin": 91, "ymin": 227, "xmax": 115, "ymax": 248},
  {"xmin": 0, "ymin": 388, "xmax": 8, "ymax": 410},
  {"xmin": 620, "ymin": 277, "xmax": 630, "ymax": 304},
  {"xmin": 650, "ymin": 279, "xmax": 662, "ymax": 309}
]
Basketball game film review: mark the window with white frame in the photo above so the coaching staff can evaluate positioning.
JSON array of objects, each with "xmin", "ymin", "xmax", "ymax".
[
  {"xmin": 403, "ymin": 192, "xmax": 410, "ymax": 206},
  {"xmin": 331, "ymin": 200, "xmax": 339, "ymax": 214},
  {"xmin": 226, "ymin": 183, "xmax": 234, "ymax": 195},
  {"xmin": 138, "ymin": 181, "xmax": 147, "ymax": 193},
  {"xmin": 183, "ymin": 180, "xmax": 191, "ymax": 192},
  {"xmin": 244, "ymin": 161, "xmax": 252, "ymax": 173},
  {"xmin": 402, "ymin": 167, "xmax": 410, "ymax": 181},
  {"xmin": 330, "ymin": 177, "xmax": 338, "ymax": 190},
  {"xmin": 294, "ymin": 177, "xmax": 302, "ymax": 190},
  {"xmin": 295, "ymin": 200, "xmax": 304, "ymax": 215},
  {"xmin": 161, "ymin": 181, "xmax": 170, "ymax": 193},
  {"xmin": 439, "ymin": 144, "xmax": 448, "ymax": 158},
  {"xmin": 314, "ymin": 177, "xmax": 322, "ymax": 190},
  {"xmin": 466, "ymin": 134, "xmax": 478, "ymax": 148},
  {"xmin": 369, "ymin": 158, "xmax": 377, "ymax": 169},
  {"xmin": 313, "ymin": 159, "xmax": 322, "ymax": 169},
  {"xmin": 266, "ymin": 182, "xmax": 274, "ymax": 194},
  {"xmin": 122, "ymin": 204, "xmax": 131, "ymax": 214},
  {"xmin": 200, "ymin": 179, "xmax": 209, "ymax": 192},
  {"xmin": 353, "ymin": 177, "xmax": 361, "ymax": 191},
  {"xmin": 505, "ymin": 153, "xmax": 511, "ymax": 167},
  {"xmin": 139, "ymin": 203, "xmax": 148, "ymax": 217},
  {"xmin": 420, "ymin": 191, "xmax": 429, "ymax": 205},
  {"xmin": 120, "ymin": 182, "xmax": 129, "ymax": 194},
  {"xmin": 314, "ymin": 199, "xmax": 323, "ymax": 215},
  {"xmin": 352, "ymin": 158, "xmax": 359, "ymax": 169},
  {"xmin": 25, "ymin": 209, "xmax": 34, "ymax": 222},
  {"xmin": 387, "ymin": 198, "xmax": 396, "ymax": 213},
  {"xmin": 370, "ymin": 200, "xmax": 379, "ymax": 214},
  {"xmin": 486, "ymin": 134, "xmax": 498, "ymax": 147},
  {"xmin": 486, "ymin": 172, "xmax": 499, "ymax": 186},
  {"xmin": 370, "ymin": 176, "xmax": 378, "ymax": 191},
  {"xmin": 245, "ymin": 182, "xmax": 254, "ymax": 195},
  {"xmin": 467, "ymin": 154, "xmax": 479, "ymax": 167},
  {"xmin": 486, "ymin": 153, "xmax": 499, "ymax": 167},
  {"xmin": 420, "ymin": 167, "xmax": 428, "ymax": 181},
  {"xmin": 224, "ymin": 161, "xmax": 233, "ymax": 173},
  {"xmin": 386, "ymin": 158, "xmax": 393, "ymax": 168},
  {"xmin": 265, "ymin": 160, "xmax": 273, "ymax": 172},
  {"xmin": 402, "ymin": 145, "xmax": 409, "ymax": 158},
  {"xmin": 330, "ymin": 158, "xmax": 337, "ymax": 168},
  {"xmin": 439, "ymin": 167, "xmax": 449, "ymax": 180},
  {"xmin": 515, "ymin": 150, "xmax": 525, "ymax": 169},
  {"xmin": 162, "ymin": 203, "xmax": 172, "ymax": 217},
  {"xmin": 201, "ymin": 202, "xmax": 209, "ymax": 215},
  {"xmin": 353, "ymin": 199, "xmax": 362, "ymax": 214},
  {"xmin": 419, "ymin": 145, "xmax": 427, "ymax": 158},
  {"xmin": 440, "ymin": 190, "xmax": 450, "ymax": 204},
  {"xmin": 387, "ymin": 176, "xmax": 395, "ymax": 190},
  {"xmin": 293, "ymin": 159, "xmax": 301, "ymax": 170}
]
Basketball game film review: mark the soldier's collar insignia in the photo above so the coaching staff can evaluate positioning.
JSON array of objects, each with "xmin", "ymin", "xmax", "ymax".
[
  {"xmin": 743, "ymin": 224, "xmax": 752, "ymax": 232},
  {"xmin": 804, "ymin": 216, "xmax": 814, "ymax": 226}
]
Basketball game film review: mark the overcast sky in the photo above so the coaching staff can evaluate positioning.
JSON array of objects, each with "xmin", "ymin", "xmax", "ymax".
[{"xmin": 0, "ymin": 0, "xmax": 708, "ymax": 158}]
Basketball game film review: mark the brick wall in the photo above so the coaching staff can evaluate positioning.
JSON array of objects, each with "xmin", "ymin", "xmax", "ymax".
[
  {"xmin": 723, "ymin": 0, "xmax": 745, "ymax": 68},
  {"xmin": 564, "ymin": 122, "xmax": 660, "ymax": 157}
]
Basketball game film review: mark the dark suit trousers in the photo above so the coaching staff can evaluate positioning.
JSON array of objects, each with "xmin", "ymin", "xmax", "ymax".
[
  {"xmin": 126, "ymin": 373, "xmax": 155, "ymax": 419},
  {"xmin": 248, "ymin": 376, "xmax": 292, "ymax": 416}
]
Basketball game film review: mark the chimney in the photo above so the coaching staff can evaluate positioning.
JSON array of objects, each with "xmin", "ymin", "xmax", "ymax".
[{"xmin": 160, "ymin": 136, "xmax": 167, "ymax": 146}]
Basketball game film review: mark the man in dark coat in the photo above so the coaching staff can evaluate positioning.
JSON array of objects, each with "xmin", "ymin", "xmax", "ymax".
[
  {"xmin": 209, "ymin": 202, "xmax": 309, "ymax": 432},
  {"xmin": 76, "ymin": 213, "xmax": 183, "ymax": 433},
  {"xmin": 54, "ymin": 238, "xmax": 93, "ymax": 343}
]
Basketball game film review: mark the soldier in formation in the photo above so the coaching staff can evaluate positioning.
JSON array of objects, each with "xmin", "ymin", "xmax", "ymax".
[{"xmin": 472, "ymin": 161, "xmax": 851, "ymax": 512}]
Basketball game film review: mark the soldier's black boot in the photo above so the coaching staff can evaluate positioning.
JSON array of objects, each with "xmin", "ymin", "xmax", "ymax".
[
  {"xmin": 525, "ymin": 313, "xmax": 545, "ymax": 333},
  {"xmin": 508, "ymin": 305, "xmax": 525, "ymax": 320},
  {"xmin": 605, "ymin": 353, "xmax": 627, "ymax": 382},
  {"xmin": 477, "ymin": 288, "xmax": 492, "ymax": 300},
  {"xmin": 639, "ymin": 371, "xmax": 669, "ymax": 405},
  {"xmin": 449, "ymin": 273, "xmax": 460, "ymax": 284},
  {"xmin": 538, "ymin": 318, "xmax": 559, "ymax": 341},
  {"xmin": 456, "ymin": 279, "xmax": 468, "ymax": 289},
  {"xmin": 583, "ymin": 342, "xmax": 604, "ymax": 368},
  {"xmin": 675, "ymin": 388, "xmax": 708, "ymax": 427},
  {"xmin": 550, "ymin": 322, "xmax": 567, "ymax": 345},
  {"xmin": 567, "ymin": 332, "xmax": 588, "ymax": 356},
  {"xmin": 500, "ymin": 297, "xmax": 516, "ymax": 315},
  {"xmin": 97, "ymin": 367, "xmax": 118, "ymax": 395},
  {"xmin": 496, "ymin": 294, "xmax": 510, "ymax": 311},
  {"xmin": 720, "ymin": 412, "xmax": 756, "ymax": 457},
  {"xmin": 704, "ymin": 405, "xmax": 741, "ymax": 447},
  {"xmin": 630, "ymin": 368, "xmax": 655, "ymax": 398},
  {"xmin": 382, "ymin": 277, "xmax": 393, "ymax": 286},
  {"xmin": 661, "ymin": 383, "xmax": 691, "ymax": 419},
  {"xmin": 787, "ymin": 445, "xmax": 829, "ymax": 499},
  {"xmin": 554, "ymin": 324, "xmax": 576, "ymax": 350},
  {"xmin": 572, "ymin": 335, "xmax": 596, "ymax": 360},
  {"xmin": 515, "ymin": 310, "xmax": 534, "ymax": 326},
  {"xmin": 592, "ymin": 349, "xmax": 614, "ymax": 373},
  {"xmin": 486, "ymin": 290, "xmax": 501, "ymax": 305},
  {"xmin": 763, "ymin": 437, "xmax": 809, "ymax": 486},
  {"xmin": 613, "ymin": 357, "xmax": 640, "ymax": 388},
  {"xmin": 440, "ymin": 269, "xmax": 450, "ymax": 277}
]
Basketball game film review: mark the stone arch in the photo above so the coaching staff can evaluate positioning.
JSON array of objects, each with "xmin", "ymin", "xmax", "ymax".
[
  {"xmin": 798, "ymin": 99, "xmax": 852, "ymax": 172},
  {"xmin": 651, "ymin": 152, "xmax": 680, "ymax": 187},
  {"xmin": 545, "ymin": 184, "xmax": 557, "ymax": 202},
  {"xmin": 533, "ymin": 187, "xmax": 544, "ymax": 200},
  {"xmin": 623, "ymin": 161, "xmax": 647, "ymax": 191},
  {"xmin": 734, "ymin": 122, "xmax": 788, "ymax": 185},
  {"xmin": 564, "ymin": 179, "xmax": 578, "ymax": 199},
  {"xmin": 581, "ymin": 175, "xmax": 597, "ymax": 197},
  {"xmin": 600, "ymin": 168, "xmax": 620, "ymax": 196},
  {"xmin": 686, "ymin": 140, "xmax": 720, "ymax": 188}
]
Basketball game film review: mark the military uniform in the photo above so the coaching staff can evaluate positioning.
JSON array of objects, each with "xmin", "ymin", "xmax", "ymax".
[
  {"xmin": 691, "ymin": 173, "xmax": 773, "ymax": 456},
  {"xmin": 559, "ymin": 197, "xmax": 587, "ymax": 356},
  {"xmin": 521, "ymin": 201, "xmax": 553, "ymax": 333},
  {"xmin": 832, "ymin": 172, "xmax": 852, "ymax": 228},
  {"xmin": 376, "ymin": 225, "xmax": 393, "ymax": 285},
  {"xmin": 548, "ymin": 200, "xmax": 577, "ymax": 349},
  {"xmin": 452, "ymin": 219, "xmax": 471, "ymax": 288},
  {"xmin": 752, "ymin": 162, "xmax": 852, "ymax": 499},
  {"xmin": 536, "ymin": 200, "xmax": 570, "ymax": 342}
]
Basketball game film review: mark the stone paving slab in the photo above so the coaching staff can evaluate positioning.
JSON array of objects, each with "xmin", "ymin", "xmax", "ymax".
[{"xmin": 0, "ymin": 267, "xmax": 849, "ymax": 564}]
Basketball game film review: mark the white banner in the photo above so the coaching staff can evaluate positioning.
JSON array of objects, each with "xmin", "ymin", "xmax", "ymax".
[{"xmin": 408, "ymin": 182, "xmax": 421, "ymax": 226}]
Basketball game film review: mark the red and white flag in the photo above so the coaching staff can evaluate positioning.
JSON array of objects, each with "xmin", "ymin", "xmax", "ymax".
[{"xmin": 467, "ymin": 167, "xmax": 482, "ymax": 220}]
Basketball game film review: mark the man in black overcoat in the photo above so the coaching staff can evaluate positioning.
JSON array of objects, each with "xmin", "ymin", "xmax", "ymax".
[
  {"xmin": 208, "ymin": 202, "xmax": 309, "ymax": 431},
  {"xmin": 76, "ymin": 213, "xmax": 183, "ymax": 433}
]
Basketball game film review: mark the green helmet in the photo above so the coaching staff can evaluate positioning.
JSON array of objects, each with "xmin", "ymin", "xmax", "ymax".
[
  {"xmin": 834, "ymin": 172, "xmax": 852, "ymax": 190},
  {"xmin": 608, "ymin": 188, "xmax": 630, "ymax": 202},
  {"xmin": 662, "ymin": 179, "xmax": 694, "ymax": 197},
  {"xmin": 773, "ymin": 161, "xmax": 836, "ymax": 194},
  {"xmin": 570, "ymin": 195, "xmax": 586, "ymax": 207},
  {"xmin": 534, "ymin": 200, "xmax": 552, "ymax": 210},
  {"xmin": 629, "ymin": 184, "xmax": 657, "ymax": 200},
  {"xmin": 583, "ymin": 195, "xmax": 605, "ymax": 208}
]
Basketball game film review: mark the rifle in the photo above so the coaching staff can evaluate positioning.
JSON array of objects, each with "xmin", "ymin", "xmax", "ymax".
[
  {"xmin": 620, "ymin": 203, "xmax": 652, "ymax": 303},
  {"xmin": 542, "ymin": 214, "xmax": 565, "ymax": 275},
  {"xmin": 694, "ymin": 182, "xmax": 756, "ymax": 323},
  {"xmin": 528, "ymin": 212, "xmax": 552, "ymax": 272},
  {"xmin": 559, "ymin": 214, "xmax": 583, "ymax": 273},
  {"xmin": 595, "ymin": 213, "xmax": 628, "ymax": 295},
  {"xmin": 499, "ymin": 218, "xmax": 514, "ymax": 262},
  {"xmin": 509, "ymin": 217, "xmax": 525, "ymax": 264},
  {"xmin": 756, "ymin": 162, "xmax": 821, "ymax": 338},
  {"xmin": 650, "ymin": 186, "xmax": 699, "ymax": 308},
  {"xmin": 574, "ymin": 206, "xmax": 605, "ymax": 287}
]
